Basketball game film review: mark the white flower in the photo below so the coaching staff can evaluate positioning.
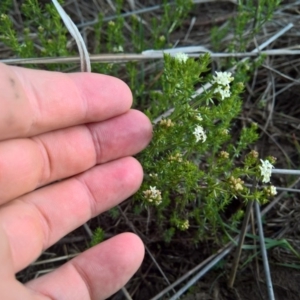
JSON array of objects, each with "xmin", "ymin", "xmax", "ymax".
[
  {"xmin": 143, "ymin": 186, "xmax": 162, "ymax": 205},
  {"xmin": 159, "ymin": 35, "xmax": 166, "ymax": 42},
  {"xmin": 270, "ymin": 185, "xmax": 277, "ymax": 196},
  {"xmin": 259, "ymin": 159, "xmax": 274, "ymax": 183},
  {"xmin": 196, "ymin": 113, "xmax": 203, "ymax": 121},
  {"xmin": 113, "ymin": 45, "xmax": 124, "ymax": 52},
  {"xmin": 193, "ymin": 125, "xmax": 207, "ymax": 143},
  {"xmin": 179, "ymin": 220, "xmax": 189, "ymax": 230},
  {"xmin": 1, "ymin": 14, "xmax": 8, "ymax": 21},
  {"xmin": 212, "ymin": 71, "xmax": 234, "ymax": 86},
  {"xmin": 221, "ymin": 129, "xmax": 229, "ymax": 135},
  {"xmin": 169, "ymin": 153, "xmax": 183, "ymax": 162},
  {"xmin": 214, "ymin": 85, "xmax": 231, "ymax": 100},
  {"xmin": 212, "ymin": 71, "xmax": 233, "ymax": 100},
  {"xmin": 174, "ymin": 52, "xmax": 188, "ymax": 63}
]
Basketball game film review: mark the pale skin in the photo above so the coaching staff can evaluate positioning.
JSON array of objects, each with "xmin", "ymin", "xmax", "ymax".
[{"xmin": 0, "ymin": 62, "xmax": 152, "ymax": 299}]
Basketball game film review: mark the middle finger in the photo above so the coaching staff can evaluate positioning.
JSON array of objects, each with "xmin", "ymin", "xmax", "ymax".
[{"xmin": 0, "ymin": 109, "xmax": 152, "ymax": 204}]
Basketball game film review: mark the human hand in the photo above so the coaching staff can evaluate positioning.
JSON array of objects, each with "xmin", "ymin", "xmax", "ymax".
[{"xmin": 0, "ymin": 63, "xmax": 152, "ymax": 299}]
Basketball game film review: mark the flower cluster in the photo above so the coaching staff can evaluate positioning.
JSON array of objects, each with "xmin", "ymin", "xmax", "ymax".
[
  {"xmin": 270, "ymin": 185, "xmax": 277, "ymax": 196},
  {"xmin": 212, "ymin": 71, "xmax": 234, "ymax": 100},
  {"xmin": 195, "ymin": 113, "xmax": 203, "ymax": 121},
  {"xmin": 259, "ymin": 159, "xmax": 274, "ymax": 183},
  {"xmin": 193, "ymin": 125, "xmax": 207, "ymax": 143},
  {"xmin": 0, "ymin": 14, "xmax": 7, "ymax": 21},
  {"xmin": 250, "ymin": 150, "xmax": 259, "ymax": 158},
  {"xmin": 143, "ymin": 186, "xmax": 162, "ymax": 205},
  {"xmin": 219, "ymin": 151, "xmax": 229, "ymax": 159},
  {"xmin": 269, "ymin": 186, "xmax": 277, "ymax": 196},
  {"xmin": 112, "ymin": 45, "xmax": 124, "ymax": 52},
  {"xmin": 263, "ymin": 185, "xmax": 277, "ymax": 197},
  {"xmin": 176, "ymin": 219, "xmax": 189, "ymax": 231},
  {"xmin": 212, "ymin": 71, "xmax": 234, "ymax": 86},
  {"xmin": 220, "ymin": 129, "xmax": 229, "ymax": 135},
  {"xmin": 174, "ymin": 52, "xmax": 189, "ymax": 63},
  {"xmin": 169, "ymin": 153, "xmax": 183, "ymax": 162},
  {"xmin": 149, "ymin": 173, "xmax": 158, "ymax": 178},
  {"xmin": 229, "ymin": 176, "xmax": 244, "ymax": 191},
  {"xmin": 160, "ymin": 118, "xmax": 174, "ymax": 127}
]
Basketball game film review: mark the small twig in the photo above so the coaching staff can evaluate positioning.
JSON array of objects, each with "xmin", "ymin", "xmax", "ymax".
[
  {"xmin": 263, "ymin": 60, "xmax": 276, "ymax": 131},
  {"xmin": 228, "ymin": 200, "xmax": 254, "ymax": 288},
  {"xmin": 168, "ymin": 244, "xmax": 235, "ymax": 300},
  {"xmin": 184, "ymin": 16, "xmax": 196, "ymax": 41},
  {"xmin": 272, "ymin": 169, "xmax": 300, "ymax": 175},
  {"xmin": 262, "ymin": 64, "xmax": 300, "ymax": 84},
  {"xmin": 244, "ymin": 184, "xmax": 300, "ymax": 194},
  {"xmin": 150, "ymin": 241, "xmax": 234, "ymax": 300},
  {"xmin": 117, "ymin": 206, "xmax": 174, "ymax": 288},
  {"xmin": 83, "ymin": 223, "xmax": 93, "ymax": 238},
  {"xmin": 250, "ymin": 208, "xmax": 260, "ymax": 281},
  {"xmin": 254, "ymin": 201, "xmax": 275, "ymax": 300},
  {"xmin": 30, "ymin": 254, "xmax": 78, "ymax": 266},
  {"xmin": 121, "ymin": 287, "xmax": 133, "ymax": 300}
]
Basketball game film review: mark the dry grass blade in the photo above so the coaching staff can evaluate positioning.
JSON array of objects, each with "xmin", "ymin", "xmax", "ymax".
[
  {"xmin": 254, "ymin": 201, "xmax": 275, "ymax": 300},
  {"xmin": 228, "ymin": 200, "xmax": 254, "ymax": 288},
  {"xmin": 168, "ymin": 245, "xmax": 234, "ymax": 300},
  {"xmin": 51, "ymin": 0, "xmax": 91, "ymax": 72},
  {"xmin": 117, "ymin": 206, "xmax": 174, "ymax": 290},
  {"xmin": 5, "ymin": 48, "xmax": 300, "ymax": 66}
]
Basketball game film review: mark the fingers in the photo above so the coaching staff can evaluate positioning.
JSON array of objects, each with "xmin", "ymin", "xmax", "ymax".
[
  {"xmin": 1, "ymin": 157, "xmax": 143, "ymax": 272},
  {"xmin": 0, "ymin": 109, "xmax": 152, "ymax": 204},
  {"xmin": 0, "ymin": 63, "xmax": 132, "ymax": 140},
  {"xmin": 0, "ymin": 229, "xmax": 144, "ymax": 300},
  {"xmin": 25, "ymin": 233, "xmax": 144, "ymax": 300}
]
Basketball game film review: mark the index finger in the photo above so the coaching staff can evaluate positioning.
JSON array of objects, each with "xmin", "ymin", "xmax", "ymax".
[{"xmin": 0, "ymin": 63, "xmax": 132, "ymax": 140}]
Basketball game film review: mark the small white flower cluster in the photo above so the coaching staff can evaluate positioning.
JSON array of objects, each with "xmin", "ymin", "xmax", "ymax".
[
  {"xmin": 179, "ymin": 220, "xmax": 189, "ymax": 231},
  {"xmin": 212, "ymin": 71, "xmax": 234, "ymax": 100},
  {"xmin": 175, "ymin": 219, "xmax": 189, "ymax": 231},
  {"xmin": 1, "ymin": 14, "xmax": 7, "ymax": 21},
  {"xmin": 259, "ymin": 159, "xmax": 274, "ymax": 183},
  {"xmin": 174, "ymin": 52, "xmax": 189, "ymax": 63},
  {"xmin": 196, "ymin": 113, "xmax": 203, "ymax": 121},
  {"xmin": 149, "ymin": 173, "xmax": 158, "ymax": 178},
  {"xmin": 112, "ymin": 45, "xmax": 124, "ymax": 53},
  {"xmin": 213, "ymin": 71, "xmax": 234, "ymax": 86},
  {"xmin": 220, "ymin": 129, "xmax": 229, "ymax": 135},
  {"xmin": 229, "ymin": 176, "xmax": 244, "ymax": 191},
  {"xmin": 220, "ymin": 151, "xmax": 229, "ymax": 159},
  {"xmin": 143, "ymin": 186, "xmax": 162, "ymax": 205},
  {"xmin": 264, "ymin": 185, "xmax": 277, "ymax": 197},
  {"xmin": 270, "ymin": 185, "xmax": 277, "ymax": 196},
  {"xmin": 169, "ymin": 153, "xmax": 183, "ymax": 162},
  {"xmin": 193, "ymin": 125, "xmax": 207, "ymax": 143},
  {"xmin": 160, "ymin": 118, "xmax": 174, "ymax": 127}
]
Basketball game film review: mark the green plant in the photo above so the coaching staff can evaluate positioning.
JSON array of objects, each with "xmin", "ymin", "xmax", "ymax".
[
  {"xmin": 0, "ymin": 0, "xmax": 72, "ymax": 70},
  {"xmin": 90, "ymin": 227, "xmax": 105, "ymax": 247},
  {"xmin": 133, "ymin": 52, "xmax": 278, "ymax": 242},
  {"xmin": 211, "ymin": 0, "xmax": 280, "ymax": 56}
]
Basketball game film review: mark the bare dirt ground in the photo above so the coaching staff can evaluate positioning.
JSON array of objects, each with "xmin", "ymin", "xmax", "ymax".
[{"xmin": 3, "ymin": 0, "xmax": 300, "ymax": 299}]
